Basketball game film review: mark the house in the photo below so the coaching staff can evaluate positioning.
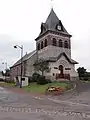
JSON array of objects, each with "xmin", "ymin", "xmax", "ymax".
[{"xmin": 10, "ymin": 8, "xmax": 78, "ymax": 81}]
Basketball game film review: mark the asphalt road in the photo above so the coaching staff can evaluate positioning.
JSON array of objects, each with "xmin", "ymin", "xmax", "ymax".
[{"xmin": 0, "ymin": 82, "xmax": 90, "ymax": 120}]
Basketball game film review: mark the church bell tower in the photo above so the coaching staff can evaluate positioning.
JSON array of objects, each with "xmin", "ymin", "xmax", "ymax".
[{"xmin": 35, "ymin": 8, "xmax": 72, "ymax": 61}]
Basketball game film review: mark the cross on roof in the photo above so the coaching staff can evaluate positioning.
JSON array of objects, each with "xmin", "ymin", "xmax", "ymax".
[{"xmin": 51, "ymin": 0, "xmax": 54, "ymax": 9}]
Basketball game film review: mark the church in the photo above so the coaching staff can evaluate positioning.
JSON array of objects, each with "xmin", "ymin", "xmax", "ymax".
[{"xmin": 10, "ymin": 8, "xmax": 78, "ymax": 81}]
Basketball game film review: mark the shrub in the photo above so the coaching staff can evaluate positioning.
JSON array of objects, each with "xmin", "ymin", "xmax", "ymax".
[
  {"xmin": 84, "ymin": 76, "xmax": 88, "ymax": 81},
  {"xmin": 37, "ymin": 76, "xmax": 48, "ymax": 85},
  {"xmin": 0, "ymin": 78, "xmax": 4, "ymax": 82},
  {"xmin": 31, "ymin": 73, "xmax": 40, "ymax": 82},
  {"xmin": 45, "ymin": 79, "xmax": 52, "ymax": 83}
]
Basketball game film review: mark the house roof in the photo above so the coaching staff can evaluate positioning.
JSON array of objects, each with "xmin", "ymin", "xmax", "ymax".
[{"xmin": 11, "ymin": 50, "xmax": 36, "ymax": 68}]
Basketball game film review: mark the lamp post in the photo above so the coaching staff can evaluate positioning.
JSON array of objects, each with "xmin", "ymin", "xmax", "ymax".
[
  {"xmin": 2, "ymin": 62, "xmax": 7, "ymax": 80},
  {"xmin": 14, "ymin": 45, "xmax": 23, "ymax": 88},
  {"xmin": 2, "ymin": 62, "xmax": 7, "ymax": 70}
]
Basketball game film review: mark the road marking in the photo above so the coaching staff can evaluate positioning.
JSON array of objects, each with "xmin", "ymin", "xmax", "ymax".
[
  {"xmin": 33, "ymin": 96, "xmax": 43, "ymax": 100},
  {"xmin": 48, "ymin": 98, "xmax": 90, "ymax": 107},
  {"xmin": 31, "ymin": 95, "xmax": 90, "ymax": 107},
  {"xmin": 0, "ymin": 105, "xmax": 90, "ymax": 119},
  {"xmin": 0, "ymin": 97, "xmax": 6, "ymax": 100},
  {"xmin": 0, "ymin": 87, "xmax": 4, "ymax": 90}
]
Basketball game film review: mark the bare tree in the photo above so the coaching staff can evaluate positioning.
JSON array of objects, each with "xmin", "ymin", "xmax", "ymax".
[{"xmin": 34, "ymin": 59, "xmax": 50, "ymax": 76}]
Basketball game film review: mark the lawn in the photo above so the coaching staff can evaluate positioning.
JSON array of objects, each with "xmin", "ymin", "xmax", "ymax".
[
  {"xmin": 23, "ymin": 82, "xmax": 71, "ymax": 94},
  {"xmin": 0, "ymin": 81, "xmax": 72, "ymax": 94},
  {"xmin": 0, "ymin": 82, "xmax": 15, "ymax": 88}
]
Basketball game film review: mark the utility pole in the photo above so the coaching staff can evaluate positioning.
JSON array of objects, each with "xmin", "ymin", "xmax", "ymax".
[
  {"xmin": 14, "ymin": 45, "xmax": 23, "ymax": 88},
  {"xmin": 2, "ymin": 62, "xmax": 7, "ymax": 80}
]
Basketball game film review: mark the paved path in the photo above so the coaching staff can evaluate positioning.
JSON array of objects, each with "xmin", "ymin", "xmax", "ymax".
[{"xmin": 0, "ymin": 81, "xmax": 90, "ymax": 119}]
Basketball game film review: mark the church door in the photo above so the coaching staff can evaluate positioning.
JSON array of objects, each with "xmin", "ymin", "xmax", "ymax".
[{"xmin": 59, "ymin": 65, "xmax": 64, "ymax": 78}]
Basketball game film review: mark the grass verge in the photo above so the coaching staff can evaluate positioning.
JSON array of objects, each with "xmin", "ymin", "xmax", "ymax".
[
  {"xmin": 0, "ymin": 82, "xmax": 15, "ymax": 88},
  {"xmin": 23, "ymin": 82, "xmax": 72, "ymax": 94},
  {"xmin": 0, "ymin": 81, "xmax": 72, "ymax": 94}
]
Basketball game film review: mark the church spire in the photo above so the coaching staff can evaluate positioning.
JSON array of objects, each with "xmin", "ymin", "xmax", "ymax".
[
  {"xmin": 45, "ymin": 8, "xmax": 69, "ymax": 34},
  {"xmin": 35, "ymin": 3, "xmax": 71, "ymax": 41},
  {"xmin": 45, "ymin": 8, "xmax": 60, "ymax": 30}
]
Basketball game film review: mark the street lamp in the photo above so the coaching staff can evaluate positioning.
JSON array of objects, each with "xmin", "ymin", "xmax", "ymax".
[
  {"xmin": 14, "ymin": 45, "xmax": 23, "ymax": 88},
  {"xmin": 2, "ymin": 62, "xmax": 7, "ymax": 80},
  {"xmin": 2, "ymin": 62, "xmax": 7, "ymax": 70}
]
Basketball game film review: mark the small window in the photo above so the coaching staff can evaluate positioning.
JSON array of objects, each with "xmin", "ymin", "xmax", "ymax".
[
  {"xmin": 64, "ymin": 41, "xmax": 68, "ymax": 48},
  {"xmin": 37, "ymin": 43, "xmax": 40, "ymax": 50},
  {"xmin": 44, "ymin": 39, "xmax": 47, "ymax": 47},
  {"xmin": 54, "ymin": 67, "xmax": 58, "ymax": 69},
  {"xmin": 41, "ymin": 41, "xmax": 43, "ymax": 49},
  {"xmin": 59, "ymin": 39, "xmax": 63, "ymax": 47},
  {"xmin": 53, "ymin": 73, "xmax": 55, "ymax": 76},
  {"xmin": 52, "ymin": 38, "xmax": 57, "ymax": 46}
]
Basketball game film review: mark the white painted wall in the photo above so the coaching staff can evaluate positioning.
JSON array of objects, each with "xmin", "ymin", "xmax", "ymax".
[
  {"xmin": 14, "ymin": 76, "xmax": 28, "ymax": 87},
  {"xmin": 22, "ymin": 77, "xmax": 28, "ymax": 87}
]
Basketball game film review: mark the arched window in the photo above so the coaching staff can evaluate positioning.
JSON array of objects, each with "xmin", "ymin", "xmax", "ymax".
[
  {"xmin": 41, "ymin": 41, "xmax": 43, "ymax": 49},
  {"xmin": 52, "ymin": 38, "xmax": 57, "ymax": 46},
  {"xmin": 59, "ymin": 39, "xmax": 63, "ymax": 47},
  {"xmin": 44, "ymin": 39, "xmax": 47, "ymax": 47},
  {"xmin": 64, "ymin": 41, "xmax": 68, "ymax": 48},
  {"xmin": 37, "ymin": 43, "xmax": 40, "ymax": 50}
]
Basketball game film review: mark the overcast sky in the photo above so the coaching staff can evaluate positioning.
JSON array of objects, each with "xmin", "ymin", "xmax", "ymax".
[{"xmin": 0, "ymin": 0, "xmax": 90, "ymax": 71}]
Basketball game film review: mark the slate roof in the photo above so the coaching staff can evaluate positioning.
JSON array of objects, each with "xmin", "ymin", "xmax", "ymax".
[
  {"xmin": 11, "ymin": 50, "xmax": 36, "ymax": 67},
  {"xmin": 45, "ymin": 52, "xmax": 78, "ymax": 64},
  {"xmin": 45, "ymin": 8, "xmax": 68, "ymax": 33},
  {"xmin": 11, "ymin": 50, "xmax": 78, "ymax": 69},
  {"xmin": 35, "ymin": 8, "xmax": 71, "ymax": 40}
]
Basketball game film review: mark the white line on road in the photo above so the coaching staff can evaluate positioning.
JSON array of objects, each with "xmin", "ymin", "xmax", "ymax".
[
  {"xmin": 33, "ymin": 96, "xmax": 43, "ymax": 100},
  {"xmin": 48, "ymin": 98, "xmax": 90, "ymax": 107},
  {"xmin": 0, "ymin": 97, "xmax": 6, "ymax": 100},
  {"xmin": 31, "ymin": 94, "xmax": 90, "ymax": 108},
  {"xmin": 0, "ymin": 87, "xmax": 4, "ymax": 90}
]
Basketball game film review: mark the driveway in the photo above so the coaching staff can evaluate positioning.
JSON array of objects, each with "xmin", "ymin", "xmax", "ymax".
[{"xmin": 0, "ymin": 81, "xmax": 90, "ymax": 120}]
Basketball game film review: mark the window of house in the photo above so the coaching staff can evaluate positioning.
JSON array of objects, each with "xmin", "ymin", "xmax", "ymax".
[
  {"xmin": 44, "ymin": 39, "xmax": 47, "ymax": 47},
  {"xmin": 37, "ymin": 43, "xmax": 40, "ymax": 50},
  {"xmin": 59, "ymin": 39, "xmax": 63, "ymax": 47},
  {"xmin": 52, "ymin": 38, "xmax": 57, "ymax": 46},
  {"xmin": 64, "ymin": 41, "xmax": 68, "ymax": 48},
  {"xmin": 41, "ymin": 41, "xmax": 43, "ymax": 49}
]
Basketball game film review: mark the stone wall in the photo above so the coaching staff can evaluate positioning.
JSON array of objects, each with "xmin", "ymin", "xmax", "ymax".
[
  {"xmin": 10, "ymin": 52, "xmax": 37, "ymax": 81},
  {"xmin": 44, "ymin": 55, "xmax": 78, "ymax": 81},
  {"xmin": 25, "ymin": 52, "xmax": 37, "ymax": 77},
  {"xmin": 37, "ymin": 33, "xmax": 71, "ymax": 60}
]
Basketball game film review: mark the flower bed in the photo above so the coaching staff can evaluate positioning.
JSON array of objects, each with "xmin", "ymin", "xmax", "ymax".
[{"xmin": 45, "ymin": 86, "xmax": 64, "ymax": 95}]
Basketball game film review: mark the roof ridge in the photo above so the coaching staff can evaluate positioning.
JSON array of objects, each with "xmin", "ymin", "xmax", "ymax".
[{"xmin": 11, "ymin": 50, "xmax": 36, "ymax": 67}]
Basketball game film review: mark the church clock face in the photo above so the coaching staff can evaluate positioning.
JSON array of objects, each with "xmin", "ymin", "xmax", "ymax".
[{"xmin": 57, "ymin": 25, "xmax": 61, "ymax": 30}]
